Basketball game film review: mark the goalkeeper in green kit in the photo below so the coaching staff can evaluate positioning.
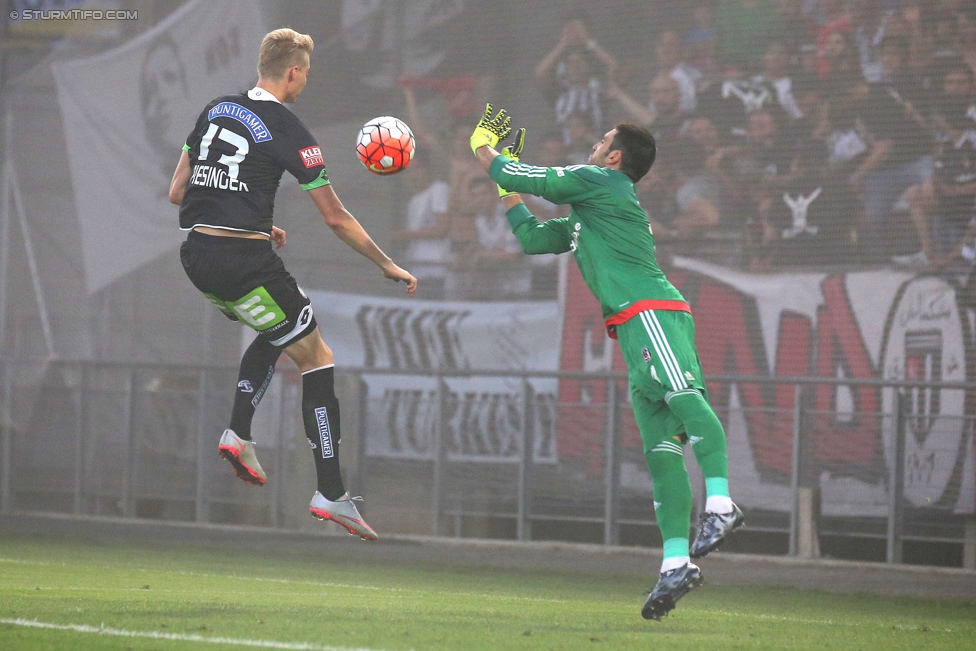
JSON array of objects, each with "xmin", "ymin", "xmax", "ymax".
[{"xmin": 471, "ymin": 105, "xmax": 744, "ymax": 621}]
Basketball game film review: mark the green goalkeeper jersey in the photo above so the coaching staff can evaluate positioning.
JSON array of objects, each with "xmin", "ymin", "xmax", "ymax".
[{"xmin": 488, "ymin": 155, "xmax": 690, "ymax": 336}]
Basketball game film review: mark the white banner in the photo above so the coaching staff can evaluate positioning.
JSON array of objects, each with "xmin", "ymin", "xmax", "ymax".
[
  {"xmin": 306, "ymin": 290, "xmax": 561, "ymax": 461},
  {"xmin": 361, "ymin": 374, "xmax": 559, "ymax": 462},
  {"xmin": 307, "ymin": 290, "xmax": 562, "ymax": 373},
  {"xmin": 52, "ymin": 0, "xmax": 266, "ymax": 292}
]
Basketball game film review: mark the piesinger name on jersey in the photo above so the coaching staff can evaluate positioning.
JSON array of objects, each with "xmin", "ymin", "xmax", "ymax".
[{"xmin": 190, "ymin": 164, "xmax": 250, "ymax": 192}]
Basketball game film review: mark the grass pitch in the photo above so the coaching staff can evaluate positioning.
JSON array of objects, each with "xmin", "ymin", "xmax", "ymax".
[{"xmin": 0, "ymin": 534, "xmax": 973, "ymax": 650}]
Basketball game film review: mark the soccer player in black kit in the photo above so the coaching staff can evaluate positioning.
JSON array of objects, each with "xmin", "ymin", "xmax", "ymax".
[{"xmin": 169, "ymin": 28, "xmax": 417, "ymax": 540}]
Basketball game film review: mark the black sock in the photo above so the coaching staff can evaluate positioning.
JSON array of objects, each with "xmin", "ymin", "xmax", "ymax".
[
  {"xmin": 302, "ymin": 365, "xmax": 345, "ymax": 500},
  {"xmin": 229, "ymin": 337, "xmax": 280, "ymax": 440}
]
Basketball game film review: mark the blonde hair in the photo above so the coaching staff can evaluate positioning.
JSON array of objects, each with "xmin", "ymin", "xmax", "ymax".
[{"xmin": 257, "ymin": 28, "xmax": 314, "ymax": 80}]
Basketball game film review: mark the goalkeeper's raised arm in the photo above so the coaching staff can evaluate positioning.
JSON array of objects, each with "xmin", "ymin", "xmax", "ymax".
[
  {"xmin": 472, "ymin": 104, "xmax": 598, "ymax": 207},
  {"xmin": 468, "ymin": 109, "xmax": 572, "ymax": 257}
]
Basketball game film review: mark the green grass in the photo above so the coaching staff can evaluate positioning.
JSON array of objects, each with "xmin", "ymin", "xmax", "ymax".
[{"xmin": 0, "ymin": 535, "xmax": 973, "ymax": 650}]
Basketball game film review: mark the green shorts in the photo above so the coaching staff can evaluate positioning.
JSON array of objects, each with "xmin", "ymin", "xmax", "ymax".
[{"xmin": 616, "ymin": 309, "xmax": 708, "ymax": 448}]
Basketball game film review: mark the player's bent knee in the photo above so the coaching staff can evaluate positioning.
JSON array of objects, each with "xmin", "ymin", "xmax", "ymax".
[{"xmin": 284, "ymin": 328, "xmax": 334, "ymax": 371}]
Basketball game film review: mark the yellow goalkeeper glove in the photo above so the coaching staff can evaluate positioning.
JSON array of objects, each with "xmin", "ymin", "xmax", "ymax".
[
  {"xmin": 470, "ymin": 103, "xmax": 512, "ymax": 155},
  {"xmin": 498, "ymin": 127, "xmax": 525, "ymax": 198}
]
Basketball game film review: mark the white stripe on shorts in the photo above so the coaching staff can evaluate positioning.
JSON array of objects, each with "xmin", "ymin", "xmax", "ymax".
[
  {"xmin": 649, "ymin": 310, "xmax": 687, "ymax": 389},
  {"xmin": 639, "ymin": 310, "xmax": 686, "ymax": 391}
]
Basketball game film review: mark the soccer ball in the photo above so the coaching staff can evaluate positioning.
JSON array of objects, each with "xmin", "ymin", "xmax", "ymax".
[{"xmin": 356, "ymin": 116, "xmax": 415, "ymax": 175}]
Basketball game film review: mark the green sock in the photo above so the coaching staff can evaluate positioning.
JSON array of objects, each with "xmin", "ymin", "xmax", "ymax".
[
  {"xmin": 705, "ymin": 477, "xmax": 730, "ymax": 498},
  {"xmin": 661, "ymin": 537, "xmax": 691, "ymax": 572},
  {"xmin": 663, "ymin": 537, "xmax": 689, "ymax": 560}
]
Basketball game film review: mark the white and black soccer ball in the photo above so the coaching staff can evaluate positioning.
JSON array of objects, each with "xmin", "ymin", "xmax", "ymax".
[{"xmin": 356, "ymin": 116, "xmax": 416, "ymax": 175}]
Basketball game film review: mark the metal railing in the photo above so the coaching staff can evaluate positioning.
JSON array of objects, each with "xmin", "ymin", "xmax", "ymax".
[{"xmin": 1, "ymin": 359, "xmax": 973, "ymax": 566}]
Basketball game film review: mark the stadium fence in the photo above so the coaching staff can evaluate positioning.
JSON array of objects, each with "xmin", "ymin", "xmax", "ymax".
[{"xmin": 1, "ymin": 359, "xmax": 973, "ymax": 568}]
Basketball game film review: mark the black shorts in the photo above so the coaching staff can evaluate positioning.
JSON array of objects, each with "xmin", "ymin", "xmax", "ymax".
[{"xmin": 180, "ymin": 230, "xmax": 317, "ymax": 349}]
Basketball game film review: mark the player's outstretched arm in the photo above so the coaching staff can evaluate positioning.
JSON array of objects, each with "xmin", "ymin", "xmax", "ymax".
[
  {"xmin": 307, "ymin": 185, "xmax": 417, "ymax": 296},
  {"xmin": 492, "ymin": 132, "xmax": 572, "ymax": 255},
  {"xmin": 472, "ymin": 109, "xmax": 562, "ymax": 201},
  {"xmin": 168, "ymin": 150, "xmax": 191, "ymax": 205}
]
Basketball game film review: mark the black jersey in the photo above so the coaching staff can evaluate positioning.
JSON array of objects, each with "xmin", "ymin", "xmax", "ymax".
[
  {"xmin": 933, "ymin": 104, "xmax": 976, "ymax": 220},
  {"xmin": 179, "ymin": 88, "xmax": 330, "ymax": 235}
]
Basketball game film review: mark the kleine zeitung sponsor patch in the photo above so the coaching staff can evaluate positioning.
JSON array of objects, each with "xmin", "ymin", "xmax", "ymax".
[{"xmin": 300, "ymin": 146, "xmax": 323, "ymax": 168}]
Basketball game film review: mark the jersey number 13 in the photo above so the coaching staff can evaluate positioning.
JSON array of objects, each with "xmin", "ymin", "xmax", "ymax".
[{"xmin": 198, "ymin": 123, "xmax": 249, "ymax": 179}]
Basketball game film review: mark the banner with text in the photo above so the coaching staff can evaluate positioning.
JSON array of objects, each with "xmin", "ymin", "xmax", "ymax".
[
  {"xmin": 307, "ymin": 259, "xmax": 975, "ymax": 515},
  {"xmin": 52, "ymin": 0, "xmax": 266, "ymax": 292},
  {"xmin": 306, "ymin": 290, "xmax": 561, "ymax": 462}
]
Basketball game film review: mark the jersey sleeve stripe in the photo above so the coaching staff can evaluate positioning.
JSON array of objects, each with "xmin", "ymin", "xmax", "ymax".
[
  {"xmin": 501, "ymin": 162, "xmax": 548, "ymax": 177},
  {"xmin": 301, "ymin": 170, "xmax": 331, "ymax": 191}
]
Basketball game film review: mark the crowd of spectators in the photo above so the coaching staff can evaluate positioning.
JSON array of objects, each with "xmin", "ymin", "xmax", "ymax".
[
  {"xmin": 394, "ymin": 0, "xmax": 976, "ymax": 301},
  {"xmin": 395, "ymin": 79, "xmax": 566, "ymax": 300}
]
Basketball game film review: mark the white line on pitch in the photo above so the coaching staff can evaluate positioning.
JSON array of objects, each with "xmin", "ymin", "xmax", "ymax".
[{"xmin": 0, "ymin": 618, "xmax": 400, "ymax": 651}]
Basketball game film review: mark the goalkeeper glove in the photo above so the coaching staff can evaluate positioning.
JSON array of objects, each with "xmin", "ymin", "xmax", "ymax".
[
  {"xmin": 498, "ymin": 127, "xmax": 525, "ymax": 198},
  {"xmin": 470, "ymin": 103, "xmax": 512, "ymax": 155}
]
